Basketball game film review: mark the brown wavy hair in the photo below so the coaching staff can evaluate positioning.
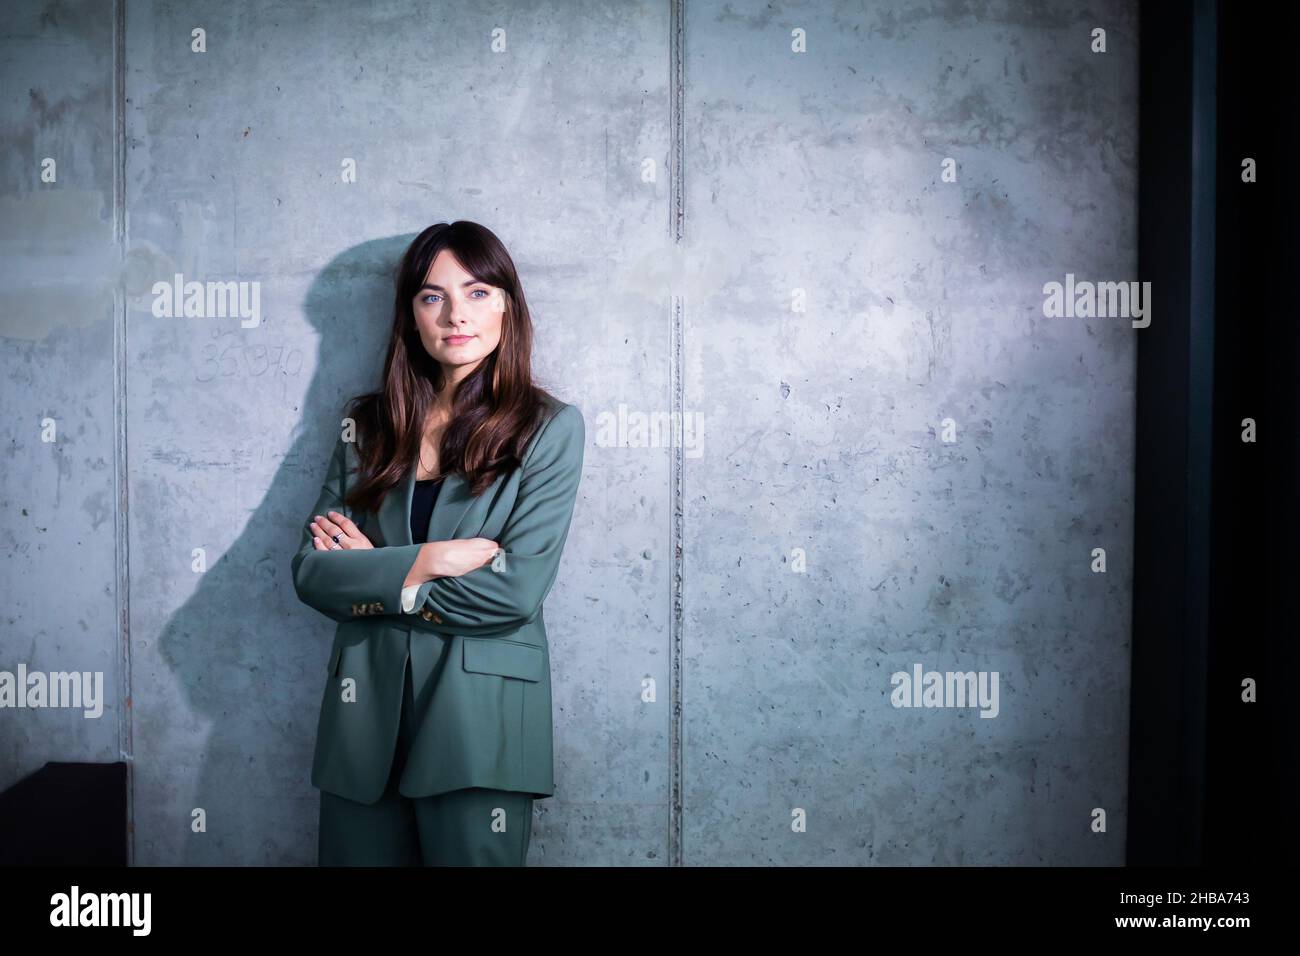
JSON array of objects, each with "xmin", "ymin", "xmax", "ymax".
[{"xmin": 341, "ymin": 221, "xmax": 554, "ymax": 514}]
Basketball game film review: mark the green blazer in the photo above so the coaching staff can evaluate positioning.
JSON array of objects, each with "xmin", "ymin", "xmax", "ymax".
[{"xmin": 292, "ymin": 395, "xmax": 584, "ymax": 804}]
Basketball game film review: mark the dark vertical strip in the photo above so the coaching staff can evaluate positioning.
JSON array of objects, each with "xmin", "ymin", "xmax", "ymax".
[
  {"xmin": 112, "ymin": 0, "xmax": 133, "ymax": 865},
  {"xmin": 668, "ymin": 0, "xmax": 685, "ymax": 868},
  {"xmin": 1181, "ymin": 0, "xmax": 1216, "ymax": 864},
  {"xmin": 1128, "ymin": 0, "xmax": 1199, "ymax": 864},
  {"xmin": 1258, "ymin": 0, "xmax": 1300, "ymax": 863},
  {"xmin": 1206, "ymin": 0, "xmax": 1300, "ymax": 862},
  {"xmin": 1129, "ymin": 0, "xmax": 1299, "ymax": 867}
]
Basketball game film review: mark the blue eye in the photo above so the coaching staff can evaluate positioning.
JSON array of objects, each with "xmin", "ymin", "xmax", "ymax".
[{"xmin": 420, "ymin": 289, "xmax": 490, "ymax": 304}]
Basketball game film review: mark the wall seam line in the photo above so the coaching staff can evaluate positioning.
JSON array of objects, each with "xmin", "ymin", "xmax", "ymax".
[
  {"xmin": 669, "ymin": 0, "xmax": 685, "ymax": 869},
  {"xmin": 112, "ymin": 0, "xmax": 134, "ymax": 866}
]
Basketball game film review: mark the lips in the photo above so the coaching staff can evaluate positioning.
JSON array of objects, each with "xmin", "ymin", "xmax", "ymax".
[{"xmin": 443, "ymin": 334, "xmax": 474, "ymax": 344}]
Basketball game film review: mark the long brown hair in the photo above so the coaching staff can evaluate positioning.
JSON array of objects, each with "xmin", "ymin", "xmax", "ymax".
[{"xmin": 341, "ymin": 221, "xmax": 554, "ymax": 514}]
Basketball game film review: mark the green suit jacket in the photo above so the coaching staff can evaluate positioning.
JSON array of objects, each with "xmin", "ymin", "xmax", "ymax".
[{"xmin": 292, "ymin": 395, "xmax": 584, "ymax": 804}]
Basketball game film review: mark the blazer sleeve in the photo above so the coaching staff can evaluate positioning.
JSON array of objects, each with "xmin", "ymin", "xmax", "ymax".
[
  {"xmin": 290, "ymin": 433, "xmax": 426, "ymax": 623},
  {"xmin": 410, "ymin": 402, "xmax": 585, "ymax": 634}
]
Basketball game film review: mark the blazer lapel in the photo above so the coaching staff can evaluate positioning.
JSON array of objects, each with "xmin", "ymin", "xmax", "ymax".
[
  {"xmin": 375, "ymin": 468, "xmax": 416, "ymax": 547},
  {"xmin": 375, "ymin": 467, "xmax": 476, "ymax": 546},
  {"xmin": 425, "ymin": 472, "xmax": 475, "ymax": 543}
]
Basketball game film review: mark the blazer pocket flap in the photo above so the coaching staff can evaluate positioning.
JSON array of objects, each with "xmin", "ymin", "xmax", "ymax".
[{"xmin": 462, "ymin": 638, "xmax": 543, "ymax": 682}]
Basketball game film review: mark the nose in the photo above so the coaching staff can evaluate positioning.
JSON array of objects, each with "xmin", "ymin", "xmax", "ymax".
[{"xmin": 446, "ymin": 297, "xmax": 468, "ymax": 326}]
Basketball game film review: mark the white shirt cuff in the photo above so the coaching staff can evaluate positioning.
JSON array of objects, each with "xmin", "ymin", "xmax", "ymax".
[{"xmin": 400, "ymin": 583, "xmax": 420, "ymax": 613}]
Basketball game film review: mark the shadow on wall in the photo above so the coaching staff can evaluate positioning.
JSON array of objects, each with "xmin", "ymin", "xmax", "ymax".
[{"xmin": 154, "ymin": 233, "xmax": 417, "ymax": 865}]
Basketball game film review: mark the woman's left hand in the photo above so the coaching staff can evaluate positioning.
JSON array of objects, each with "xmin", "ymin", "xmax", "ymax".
[{"xmin": 310, "ymin": 511, "xmax": 374, "ymax": 550}]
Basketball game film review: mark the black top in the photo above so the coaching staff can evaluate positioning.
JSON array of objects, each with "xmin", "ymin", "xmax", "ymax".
[{"xmin": 410, "ymin": 477, "xmax": 443, "ymax": 544}]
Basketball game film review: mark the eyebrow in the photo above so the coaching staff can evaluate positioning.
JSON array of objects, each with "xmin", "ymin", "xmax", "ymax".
[{"xmin": 418, "ymin": 280, "xmax": 488, "ymax": 292}]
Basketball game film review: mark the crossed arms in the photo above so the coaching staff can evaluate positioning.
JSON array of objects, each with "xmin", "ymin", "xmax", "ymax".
[{"xmin": 291, "ymin": 403, "xmax": 585, "ymax": 635}]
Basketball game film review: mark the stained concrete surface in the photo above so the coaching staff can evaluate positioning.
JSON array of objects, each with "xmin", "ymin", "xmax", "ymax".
[{"xmin": 1, "ymin": 0, "xmax": 1137, "ymax": 865}]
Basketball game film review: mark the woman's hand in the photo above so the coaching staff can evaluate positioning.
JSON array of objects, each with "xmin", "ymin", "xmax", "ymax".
[
  {"xmin": 310, "ymin": 511, "xmax": 374, "ymax": 551},
  {"xmin": 420, "ymin": 538, "xmax": 501, "ymax": 580}
]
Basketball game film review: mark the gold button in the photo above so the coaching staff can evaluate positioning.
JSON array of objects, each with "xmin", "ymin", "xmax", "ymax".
[
  {"xmin": 432, "ymin": 613, "xmax": 443, "ymax": 624},
  {"xmin": 420, "ymin": 609, "xmax": 433, "ymax": 621}
]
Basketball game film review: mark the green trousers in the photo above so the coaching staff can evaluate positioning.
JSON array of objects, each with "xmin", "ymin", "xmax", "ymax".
[{"xmin": 318, "ymin": 656, "xmax": 534, "ymax": 866}]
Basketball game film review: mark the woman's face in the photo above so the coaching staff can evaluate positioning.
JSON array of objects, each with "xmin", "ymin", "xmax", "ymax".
[{"xmin": 412, "ymin": 249, "xmax": 505, "ymax": 386}]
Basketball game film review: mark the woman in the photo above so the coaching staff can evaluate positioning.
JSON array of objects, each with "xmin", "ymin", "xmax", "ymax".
[{"xmin": 291, "ymin": 221, "xmax": 585, "ymax": 866}]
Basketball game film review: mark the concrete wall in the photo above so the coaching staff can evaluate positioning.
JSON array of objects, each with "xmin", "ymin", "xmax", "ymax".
[{"xmin": 1, "ymin": 0, "xmax": 1138, "ymax": 865}]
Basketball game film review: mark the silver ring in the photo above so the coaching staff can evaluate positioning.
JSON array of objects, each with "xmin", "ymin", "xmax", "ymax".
[
  {"xmin": 329, "ymin": 542, "xmax": 342, "ymax": 550},
  {"xmin": 331, "ymin": 533, "xmax": 342, "ymax": 544}
]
